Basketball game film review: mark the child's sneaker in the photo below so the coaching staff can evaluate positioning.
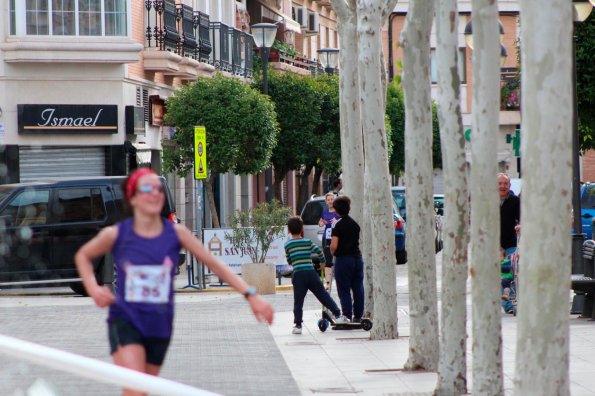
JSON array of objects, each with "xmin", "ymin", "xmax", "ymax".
[
  {"xmin": 334, "ymin": 315, "xmax": 350, "ymax": 324},
  {"xmin": 325, "ymin": 281, "xmax": 330, "ymax": 290},
  {"xmin": 292, "ymin": 325, "xmax": 302, "ymax": 334}
]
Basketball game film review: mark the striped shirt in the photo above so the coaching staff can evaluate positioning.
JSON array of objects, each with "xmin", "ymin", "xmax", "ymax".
[{"xmin": 284, "ymin": 237, "xmax": 325, "ymax": 273}]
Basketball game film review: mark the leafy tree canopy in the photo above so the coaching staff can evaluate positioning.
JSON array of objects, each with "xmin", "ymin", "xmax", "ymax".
[
  {"xmin": 261, "ymin": 71, "xmax": 324, "ymax": 174},
  {"xmin": 386, "ymin": 80, "xmax": 442, "ymax": 177},
  {"xmin": 313, "ymin": 74, "xmax": 342, "ymax": 175},
  {"xmin": 576, "ymin": 15, "xmax": 595, "ymax": 151},
  {"xmin": 162, "ymin": 74, "xmax": 279, "ymax": 177}
]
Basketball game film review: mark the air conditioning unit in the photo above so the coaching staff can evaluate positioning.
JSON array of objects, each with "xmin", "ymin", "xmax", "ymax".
[
  {"xmin": 307, "ymin": 11, "xmax": 319, "ymax": 33},
  {"xmin": 294, "ymin": 6, "xmax": 308, "ymax": 28}
]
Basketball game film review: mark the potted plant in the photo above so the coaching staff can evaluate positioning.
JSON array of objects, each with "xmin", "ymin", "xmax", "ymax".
[{"xmin": 225, "ymin": 200, "xmax": 292, "ymax": 295}]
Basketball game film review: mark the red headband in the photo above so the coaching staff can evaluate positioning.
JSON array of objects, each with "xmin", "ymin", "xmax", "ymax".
[{"xmin": 125, "ymin": 168, "xmax": 157, "ymax": 201}]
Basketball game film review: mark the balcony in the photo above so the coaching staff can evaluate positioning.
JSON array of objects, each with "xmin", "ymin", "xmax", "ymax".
[
  {"xmin": 143, "ymin": 0, "xmax": 214, "ymax": 79},
  {"xmin": 143, "ymin": 0, "xmax": 254, "ymax": 79},
  {"xmin": 256, "ymin": 48, "xmax": 326, "ymax": 76},
  {"xmin": 312, "ymin": 0, "xmax": 333, "ymax": 8}
]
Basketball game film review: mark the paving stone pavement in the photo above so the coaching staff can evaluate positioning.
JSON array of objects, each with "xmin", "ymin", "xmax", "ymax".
[{"xmin": 0, "ymin": 292, "xmax": 313, "ymax": 396}]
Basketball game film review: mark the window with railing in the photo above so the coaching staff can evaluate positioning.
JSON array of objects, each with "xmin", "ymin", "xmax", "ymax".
[{"xmin": 9, "ymin": 0, "xmax": 127, "ymax": 37}]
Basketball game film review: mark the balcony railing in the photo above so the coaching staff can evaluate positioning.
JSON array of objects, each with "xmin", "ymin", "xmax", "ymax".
[
  {"xmin": 144, "ymin": 0, "xmax": 211, "ymax": 62},
  {"xmin": 209, "ymin": 22, "xmax": 254, "ymax": 77}
]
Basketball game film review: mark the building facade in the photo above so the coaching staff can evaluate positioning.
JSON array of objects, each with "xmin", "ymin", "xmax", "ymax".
[
  {"xmin": 385, "ymin": 0, "xmax": 522, "ymax": 189},
  {"xmin": 0, "ymin": 0, "xmax": 337, "ymax": 231}
]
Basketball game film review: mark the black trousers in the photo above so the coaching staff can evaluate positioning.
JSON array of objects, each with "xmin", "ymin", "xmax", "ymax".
[{"xmin": 292, "ymin": 269, "xmax": 341, "ymax": 325}]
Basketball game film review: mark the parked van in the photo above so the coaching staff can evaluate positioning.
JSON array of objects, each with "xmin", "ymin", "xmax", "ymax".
[{"xmin": 0, "ymin": 176, "xmax": 180, "ymax": 295}]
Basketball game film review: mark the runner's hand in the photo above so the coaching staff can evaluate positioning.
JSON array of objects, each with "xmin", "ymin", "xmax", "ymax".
[
  {"xmin": 89, "ymin": 285, "xmax": 116, "ymax": 308},
  {"xmin": 248, "ymin": 295, "xmax": 274, "ymax": 325}
]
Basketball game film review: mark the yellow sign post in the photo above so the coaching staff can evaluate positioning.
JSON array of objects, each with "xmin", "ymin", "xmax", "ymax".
[{"xmin": 194, "ymin": 126, "xmax": 207, "ymax": 180}]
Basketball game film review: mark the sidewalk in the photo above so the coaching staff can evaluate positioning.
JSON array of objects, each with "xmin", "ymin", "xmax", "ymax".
[{"xmin": 3, "ymin": 260, "xmax": 595, "ymax": 395}]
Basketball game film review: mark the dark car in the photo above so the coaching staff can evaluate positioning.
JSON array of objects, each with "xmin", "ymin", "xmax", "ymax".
[
  {"xmin": 391, "ymin": 186, "xmax": 444, "ymax": 254},
  {"xmin": 0, "ymin": 176, "xmax": 179, "ymax": 295},
  {"xmin": 300, "ymin": 195, "xmax": 407, "ymax": 264}
]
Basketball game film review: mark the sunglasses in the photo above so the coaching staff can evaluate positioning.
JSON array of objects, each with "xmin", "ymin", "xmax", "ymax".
[{"xmin": 138, "ymin": 184, "xmax": 164, "ymax": 194}]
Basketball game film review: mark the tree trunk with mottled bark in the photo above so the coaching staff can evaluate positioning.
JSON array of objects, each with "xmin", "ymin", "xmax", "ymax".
[
  {"xmin": 204, "ymin": 173, "xmax": 220, "ymax": 228},
  {"xmin": 357, "ymin": 0, "xmax": 399, "ymax": 340},
  {"xmin": 514, "ymin": 1, "xmax": 572, "ymax": 394},
  {"xmin": 331, "ymin": 0, "xmax": 373, "ymax": 316},
  {"xmin": 434, "ymin": 0, "xmax": 469, "ymax": 393},
  {"xmin": 469, "ymin": 0, "xmax": 503, "ymax": 393},
  {"xmin": 400, "ymin": 0, "xmax": 439, "ymax": 369}
]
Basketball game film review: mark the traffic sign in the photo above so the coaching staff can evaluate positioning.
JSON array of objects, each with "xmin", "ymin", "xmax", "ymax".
[{"xmin": 194, "ymin": 126, "xmax": 207, "ymax": 180}]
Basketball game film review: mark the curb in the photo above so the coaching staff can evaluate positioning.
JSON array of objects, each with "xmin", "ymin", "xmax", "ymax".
[
  {"xmin": 0, "ymin": 284, "xmax": 294, "ymax": 297},
  {"xmin": 175, "ymin": 284, "xmax": 293, "ymax": 294}
]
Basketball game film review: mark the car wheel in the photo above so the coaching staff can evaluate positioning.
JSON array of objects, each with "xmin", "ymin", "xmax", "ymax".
[
  {"xmin": 70, "ymin": 282, "xmax": 88, "ymax": 296},
  {"xmin": 396, "ymin": 250, "xmax": 408, "ymax": 264}
]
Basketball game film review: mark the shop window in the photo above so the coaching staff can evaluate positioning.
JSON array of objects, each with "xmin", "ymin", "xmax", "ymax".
[{"xmin": 10, "ymin": 0, "xmax": 127, "ymax": 37}]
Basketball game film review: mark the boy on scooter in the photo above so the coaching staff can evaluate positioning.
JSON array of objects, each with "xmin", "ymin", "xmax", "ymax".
[{"xmin": 284, "ymin": 216, "xmax": 349, "ymax": 334}]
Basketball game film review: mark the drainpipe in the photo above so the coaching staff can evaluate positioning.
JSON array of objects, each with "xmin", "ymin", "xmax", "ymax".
[{"xmin": 388, "ymin": 12, "xmax": 397, "ymax": 81}]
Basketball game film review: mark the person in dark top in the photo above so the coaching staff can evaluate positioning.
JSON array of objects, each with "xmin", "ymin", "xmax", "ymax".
[
  {"xmin": 499, "ymin": 173, "xmax": 521, "ymax": 256},
  {"xmin": 284, "ymin": 216, "xmax": 346, "ymax": 334},
  {"xmin": 318, "ymin": 192, "xmax": 340, "ymax": 289},
  {"xmin": 330, "ymin": 195, "xmax": 364, "ymax": 323}
]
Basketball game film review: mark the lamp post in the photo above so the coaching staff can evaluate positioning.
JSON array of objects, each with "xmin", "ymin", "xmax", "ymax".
[
  {"xmin": 251, "ymin": 23, "xmax": 277, "ymax": 202},
  {"xmin": 317, "ymin": 48, "xmax": 340, "ymax": 75},
  {"xmin": 251, "ymin": 23, "xmax": 277, "ymax": 95},
  {"xmin": 571, "ymin": 0, "xmax": 594, "ymax": 277}
]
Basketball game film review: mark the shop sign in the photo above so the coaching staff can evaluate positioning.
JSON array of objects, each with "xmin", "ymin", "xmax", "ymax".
[
  {"xmin": 18, "ymin": 104, "xmax": 118, "ymax": 134},
  {"xmin": 202, "ymin": 228, "xmax": 291, "ymax": 274}
]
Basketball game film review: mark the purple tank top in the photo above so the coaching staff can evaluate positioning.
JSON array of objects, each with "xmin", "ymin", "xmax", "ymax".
[
  {"xmin": 321, "ymin": 208, "xmax": 340, "ymax": 241},
  {"xmin": 108, "ymin": 218, "xmax": 180, "ymax": 338}
]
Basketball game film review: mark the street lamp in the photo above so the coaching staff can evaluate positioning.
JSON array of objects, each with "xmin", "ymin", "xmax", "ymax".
[
  {"xmin": 317, "ymin": 48, "xmax": 340, "ymax": 75},
  {"xmin": 251, "ymin": 23, "xmax": 278, "ymax": 95},
  {"xmin": 251, "ymin": 23, "xmax": 278, "ymax": 202},
  {"xmin": 571, "ymin": 0, "xmax": 594, "ymax": 278},
  {"xmin": 463, "ymin": 19, "xmax": 505, "ymax": 50}
]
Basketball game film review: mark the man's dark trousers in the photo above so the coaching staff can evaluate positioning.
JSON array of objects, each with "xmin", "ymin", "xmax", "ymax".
[{"xmin": 334, "ymin": 256, "xmax": 364, "ymax": 320}]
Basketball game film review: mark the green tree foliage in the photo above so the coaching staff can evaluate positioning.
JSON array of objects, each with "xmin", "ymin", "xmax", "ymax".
[
  {"xmin": 163, "ymin": 74, "xmax": 279, "ymax": 227},
  {"xmin": 386, "ymin": 81, "xmax": 442, "ymax": 178},
  {"xmin": 261, "ymin": 71, "xmax": 324, "ymax": 203},
  {"xmin": 224, "ymin": 200, "xmax": 292, "ymax": 263},
  {"xmin": 576, "ymin": 15, "xmax": 595, "ymax": 151},
  {"xmin": 314, "ymin": 74, "xmax": 341, "ymax": 175},
  {"xmin": 386, "ymin": 81, "xmax": 406, "ymax": 176}
]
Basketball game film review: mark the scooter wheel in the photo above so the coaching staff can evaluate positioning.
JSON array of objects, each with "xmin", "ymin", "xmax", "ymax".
[
  {"xmin": 361, "ymin": 319, "xmax": 373, "ymax": 331},
  {"xmin": 318, "ymin": 318, "xmax": 329, "ymax": 332}
]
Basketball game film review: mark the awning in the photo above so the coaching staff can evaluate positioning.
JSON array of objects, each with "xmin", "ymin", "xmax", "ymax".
[
  {"xmin": 259, "ymin": 2, "xmax": 301, "ymax": 34},
  {"xmin": 280, "ymin": 13, "xmax": 301, "ymax": 33},
  {"xmin": 132, "ymin": 142, "xmax": 152, "ymax": 165}
]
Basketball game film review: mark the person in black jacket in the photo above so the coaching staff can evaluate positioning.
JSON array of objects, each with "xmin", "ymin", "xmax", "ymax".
[
  {"xmin": 329, "ymin": 195, "xmax": 364, "ymax": 323},
  {"xmin": 498, "ymin": 173, "xmax": 521, "ymax": 256}
]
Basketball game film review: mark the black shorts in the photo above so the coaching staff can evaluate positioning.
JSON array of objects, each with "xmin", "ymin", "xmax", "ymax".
[{"xmin": 108, "ymin": 318, "xmax": 171, "ymax": 366}]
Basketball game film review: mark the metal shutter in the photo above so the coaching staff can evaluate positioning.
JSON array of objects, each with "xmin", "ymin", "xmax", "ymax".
[{"xmin": 19, "ymin": 146, "xmax": 106, "ymax": 182}]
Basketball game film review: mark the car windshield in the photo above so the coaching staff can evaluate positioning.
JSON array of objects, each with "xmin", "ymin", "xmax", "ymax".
[
  {"xmin": 301, "ymin": 199, "xmax": 325, "ymax": 225},
  {"xmin": 0, "ymin": 186, "xmax": 16, "ymax": 205},
  {"xmin": 582, "ymin": 185, "xmax": 595, "ymax": 209},
  {"xmin": 391, "ymin": 191, "xmax": 405, "ymax": 211}
]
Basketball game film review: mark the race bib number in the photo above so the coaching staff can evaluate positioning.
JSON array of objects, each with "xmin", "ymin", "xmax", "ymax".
[
  {"xmin": 325, "ymin": 228, "xmax": 333, "ymax": 240},
  {"xmin": 125, "ymin": 265, "xmax": 171, "ymax": 303}
]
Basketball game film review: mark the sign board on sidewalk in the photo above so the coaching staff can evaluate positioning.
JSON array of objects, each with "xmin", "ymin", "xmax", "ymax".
[
  {"xmin": 194, "ymin": 126, "xmax": 207, "ymax": 180},
  {"xmin": 202, "ymin": 228, "xmax": 291, "ymax": 274}
]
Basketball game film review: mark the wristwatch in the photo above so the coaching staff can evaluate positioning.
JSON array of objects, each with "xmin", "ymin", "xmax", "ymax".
[{"xmin": 243, "ymin": 286, "xmax": 257, "ymax": 299}]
